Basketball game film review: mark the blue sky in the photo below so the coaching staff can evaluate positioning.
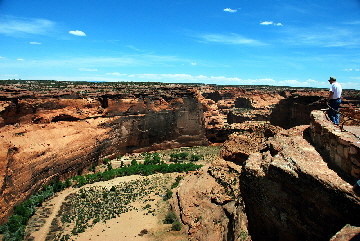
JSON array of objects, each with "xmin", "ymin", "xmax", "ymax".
[{"xmin": 1, "ymin": 0, "xmax": 360, "ymax": 89}]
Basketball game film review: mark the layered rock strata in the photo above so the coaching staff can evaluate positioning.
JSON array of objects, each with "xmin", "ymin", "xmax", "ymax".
[{"xmin": 310, "ymin": 110, "xmax": 360, "ymax": 179}]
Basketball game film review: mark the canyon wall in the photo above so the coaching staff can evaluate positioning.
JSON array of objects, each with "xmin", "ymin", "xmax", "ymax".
[{"xmin": 0, "ymin": 84, "xmax": 207, "ymax": 223}]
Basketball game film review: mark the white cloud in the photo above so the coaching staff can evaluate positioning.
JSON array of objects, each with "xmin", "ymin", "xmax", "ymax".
[
  {"xmin": 30, "ymin": 41, "xmax": 41, "ymax": 44},
  {"xmin": 260, "ymin": 21, "xmax": 274, "ymax": 25},
  {"xmin": 0, "ymin": 16, "xmax": 56, "ymax": 36},
  {"xmin": 224, "ymin": 8, "xmax": 238, "ymax": 13},
  {"xmin": 276, "ymin": 79, "xmax": 327, "ymax": 88},
  {"xmin": 106, "ymin": 72, "xmax": 127, "ymax": 76},
  {"xmin": 17, "ymin": 58, "xmax": 25, "ymax": 61},
  {"xmin": 191, "ymin": 63, "xmax": 197, "ymax": 66},
  {"xmin": 79, "ymin": 68, "xmax": 97, "ymax": 71},
  {"xmin": 199, "ymin": 33, "xmax": 265, "ymax": 46},
  {"xmin": 126, "ymin": 74, "xmax": 276, "ymax": 85},
  {"xmin": 69, "ymin": 30, "xmax": 86, "ymax": 36},
  {"xmin": 0, "ymin": 56, "xmax": 5, "ymax": 59},
  {"xmin": 260, "ymin": 21, "xmax": 283, "ymax": 26}
]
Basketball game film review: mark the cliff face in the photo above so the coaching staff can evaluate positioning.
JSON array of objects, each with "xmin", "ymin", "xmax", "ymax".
[
  {"xmin": 269, "ymin": 95, "xmax": 325, "ymax": 129},
  {"xmin": 242, "ymin": 126, "xmax": 360, "ymax": 240},
  {"xmin": 172, "ymin": 124, "xmax": 360, "ymax": 240}
]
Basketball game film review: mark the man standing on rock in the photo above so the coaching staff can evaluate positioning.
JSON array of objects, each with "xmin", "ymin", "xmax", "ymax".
[{"xmin": 327, "ymin": 76, "xmax": 342, "ymax": 125}]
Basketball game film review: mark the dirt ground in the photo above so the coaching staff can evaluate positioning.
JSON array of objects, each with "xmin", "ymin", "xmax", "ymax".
[{"xmin": 25, "ymin": 174, "xmax": 189, "ymax": 241}]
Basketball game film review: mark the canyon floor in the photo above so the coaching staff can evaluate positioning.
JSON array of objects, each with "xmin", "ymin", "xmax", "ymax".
[
  {"xmin": 23, "ymin": 147, "xmax": 221, "ymax": 241},
  {"xmin": 26, "ymin": 174, "xmax": 184, "ymax": 241}
]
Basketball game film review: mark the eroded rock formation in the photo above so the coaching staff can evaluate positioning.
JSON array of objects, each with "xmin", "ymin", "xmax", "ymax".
[
  {"xmin": 170, "ymin": 159, "xmax": 248, "ymax": 241},
  {"xmin": 242, "ymin": 126, "xmax": 360, "ymax": 240},
  {"xmin": 220, "ymin": 123, "xmax": 283, "ymax": 164},
  {"xmin": 172, "ymin": 125, "xmax": 360, "ymax": 240}
]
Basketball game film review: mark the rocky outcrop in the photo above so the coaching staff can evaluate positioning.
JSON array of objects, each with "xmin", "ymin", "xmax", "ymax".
[
  {"xmin": 330, "ymin": 225, "xmax": 360, "ymax": 240},
  {"xmin": 220, "ymin": 123, "xmax": 283, "ymax": 164},
  {"xmin": 310, "ymin": 110, "xmax": 360, "ymax": 179},
  {"xmin": 269, "ymin": 95, "xmax": 325, "ymax": 129},
  {"xmin": 241, "ymin": 126, "xmax": 360, "ymax": 241},
  {"xmin": 170, "ymin": 159, "xmax": 248, "ymax": 241}
]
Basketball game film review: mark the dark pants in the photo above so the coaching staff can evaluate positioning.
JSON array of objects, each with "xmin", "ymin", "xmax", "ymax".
[{"xmin": 328, "ymin": 98, "xmax": 341, "ymax": 125}]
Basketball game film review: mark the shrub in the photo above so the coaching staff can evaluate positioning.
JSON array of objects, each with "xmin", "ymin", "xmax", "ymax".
[
  {"xmin": 169, "ymin": 153, "xmax": 180, "ymax": 163},
  {"xmin": 89, "ymin": 163, "xmax": 96, "ymax": 172},
  {"xmin": 107, "ymin": 163, "xmax": 113, "ymax": 171},
  {"xmin": 178, "ymin": 152, "xmax": 188, "ymax": 159},
  {"xmin": 190, "ymin": 154, "xmax": 202, "ymax": 162},
  {"xmin": 103, "ymin": 158, "xmax": 111, "ymax": 165},
  {"xmin": 171, "ymin": 221, "xmax": 182, "ymax": 231},
  {"xmin": 64, "ymin": 179, "xmax": 72, "ymax": 188},
  {"xmin": 144, "ymin": 153, "xmax": 161, "ymax": 165},
  {"xmin": 131, "ymin": 159, "xmax": 138, "ymax": 166},
  {"xmin": 171, "ymin": 176, "xmax": 183, "ymax": 189},
  {"xmin": 164, "ymin": 211, "xmax": 178, "ymax": 224},
  {"xmin": 163, "ymin": 189, "xmax": 173, "ymax": 201}
]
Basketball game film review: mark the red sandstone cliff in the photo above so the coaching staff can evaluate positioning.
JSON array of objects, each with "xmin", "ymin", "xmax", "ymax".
[{"xmin": 0, "ymin": 83, "xmax": 208, "ymax": 223}]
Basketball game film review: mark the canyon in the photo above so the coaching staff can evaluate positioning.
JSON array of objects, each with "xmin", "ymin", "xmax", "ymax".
[{"xmin": 0, "ymin": 80, "xmax": 360, "ymax": 240}]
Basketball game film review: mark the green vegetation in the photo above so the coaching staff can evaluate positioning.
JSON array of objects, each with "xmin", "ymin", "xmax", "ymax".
[
  {"xmin": 169, "ymin": 152, "xmax": 203, "ymax": 163},
  {"xmin": 171, "ymin": 221, "xmax": 182, "ymax": 231},
  {"xmin": 0, "ymin": 180, "xmax": 66, "ymax": 241},
  {"xmin": 164, "ymin": 211, "xmax": 182, "ymax": 231},
  {"xmin": 171, "ymin": 176, "xmax": 183, "ymax": 189},
  {"xmin": 164, "ymin": 211, "xmax": 178, "ymax": 224},
  {"xmin": 163, "ymin": 189, "xmax": 173, "ymax": 201},
  {"xmin": 143, "ymin": 152, "xmax": 161, "ymax": 165},
  {"xmin": 0, "ymin": 153, "xmax": 202, "ymax": 241},
  {"xmin": 239, "ymin": 230, "xmax": 249, "ymax": 241}
]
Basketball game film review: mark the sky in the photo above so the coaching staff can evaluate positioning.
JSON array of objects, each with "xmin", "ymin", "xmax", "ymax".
[{"xmin": 0, "ymin": 0, "xmax": 360, "ymax": 89}]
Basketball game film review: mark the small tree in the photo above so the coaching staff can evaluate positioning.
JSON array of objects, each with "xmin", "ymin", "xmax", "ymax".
[
  {"xmin": 190, "ymin": 154, "xmax": 202, "ymax": 162},
  {"xmin": 163, "ymin": 189, "xmax": 173, "ymax": 201},
  {"xmin": 164, "ymin": 211, "xmax": 178, "ymax": 224},
  {"xmin": 103, "ymin": 158, "xmax": 111, "ymax": 165},
  {"xmin": 172, "ymin": 221, "xmax": 182, "ymax": 231},
  {"xmin": 179, "ymin": 152, "xmax": 189, "ymax": 160}
]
